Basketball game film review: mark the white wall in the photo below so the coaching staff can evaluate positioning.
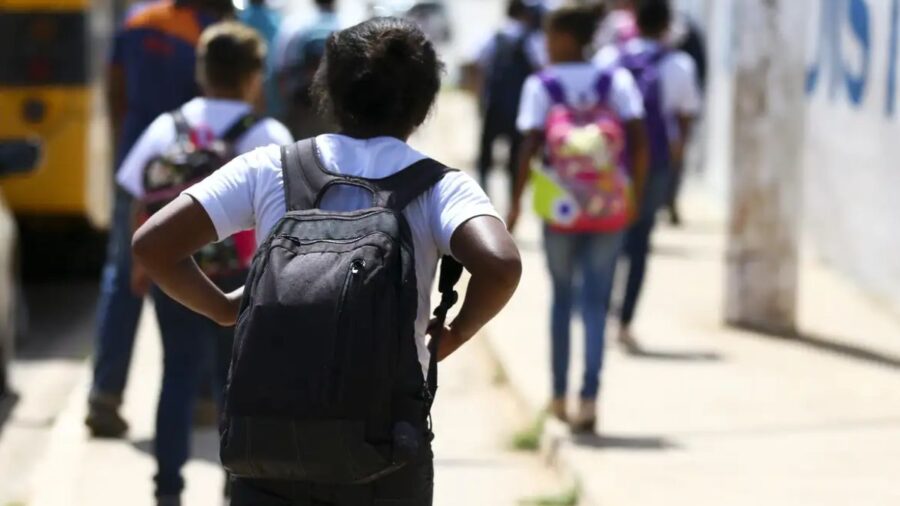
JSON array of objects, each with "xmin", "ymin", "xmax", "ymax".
[{"xmin": 689, "ymin": 0, "xmax": 900, "ymax": 312}]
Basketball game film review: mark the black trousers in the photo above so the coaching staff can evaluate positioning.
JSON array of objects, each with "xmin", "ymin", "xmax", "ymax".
[
  {"xmin": 230, "ymin": 445, "xmax": 434, "ymax": 506},
  {"xmin": 477, "ymin": 115, "xmax": 522, "ymax": 200}
]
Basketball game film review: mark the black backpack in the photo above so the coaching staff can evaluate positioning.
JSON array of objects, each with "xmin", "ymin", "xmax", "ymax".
[
  {"xmin": 220, "ymin": 138, "xmax": 463, "ymax": 484},
  {"xmin": 482, "ymin": 31, "xmax": 537, "ymax": 132},
  {"xmin": 141, "ymin": 110, "xmax": 259, "ymax": 282}
]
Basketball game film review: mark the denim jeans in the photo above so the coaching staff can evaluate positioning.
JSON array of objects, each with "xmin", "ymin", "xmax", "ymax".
[
  {"xmin": 90, "ymin": 189, "xmax": 144, "ymax": 400},
  {"xmin": 152, "ymin": 288, "xmax": 234, "ymax": 498},
  {"xmin": 544, "ymin": 228, "xmax": 623, "ymax": 400},
  {"xmin": 620, "ymin": 166, "xmax": 673, "ymax": 326},
  {"xmin": 230, "ymin": 443, "xmax": 434, "ymax": 506}
]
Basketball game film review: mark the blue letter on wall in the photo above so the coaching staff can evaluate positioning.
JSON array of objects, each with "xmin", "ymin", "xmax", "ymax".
[{"xmin": 844, "ymin": 0, "xmax": 871, "ymax": 105}]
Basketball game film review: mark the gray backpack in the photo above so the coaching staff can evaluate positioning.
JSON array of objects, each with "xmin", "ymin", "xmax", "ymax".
[{"xmin": 220, "ymin": 138, "xmax": 462, "ymax": 484}]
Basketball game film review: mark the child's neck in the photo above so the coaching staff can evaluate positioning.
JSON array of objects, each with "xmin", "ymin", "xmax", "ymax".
[
  {"xmin": 339, "ymin": 127, "xmax": 410, "ymax": 141},
  {"xmin": 551, "ymin": 56, "xmax": 587, "ymax": 65},
  {"xmin": 204, "ymin": 89, "xmax": 249, "ymax": 103}
]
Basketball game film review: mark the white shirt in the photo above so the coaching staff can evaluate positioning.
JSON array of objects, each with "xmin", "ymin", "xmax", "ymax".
[
  {"xmin": 516, "ymin": 63, "xmax": 646, "ymax": 133},
  {"xmin": 182, "ymin": 135, "xmax": 501, "ymax": 375},
  {"xmin": 593, "ymin": 39, "xmax": 702, "ymax": 120},
  {"xmin": 116, "ymin": 97, "xmax": 294, "ymax": 198}
]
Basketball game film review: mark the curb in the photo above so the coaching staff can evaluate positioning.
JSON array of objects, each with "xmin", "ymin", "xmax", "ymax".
[{"xmin": 480, "ymin": 331, "xmax": 600, "ymax": 506}]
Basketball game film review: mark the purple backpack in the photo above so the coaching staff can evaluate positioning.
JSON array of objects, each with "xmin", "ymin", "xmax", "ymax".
[{"xmin": 619, "ymin": 47, "xmax": 671, "ymax": 167}]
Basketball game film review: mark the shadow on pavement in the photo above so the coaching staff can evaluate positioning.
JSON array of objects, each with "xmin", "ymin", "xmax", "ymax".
[
  {"xmin": 570, "ymin": 433, "xmax": 677, "ymax": 451},
  {"xmin": 651, "ymin": 243, "xmax": 721, "ymax": 261},
  {"xmin": 434, "ymin": 457, "xmax": 520, "ymax": 469},
  {"xmin": 0, "ymin": 392, "xmax": 20, "ymax": 438},
  {"xmin": 625, "ymin": 347, "xmax": 722, "ymax": 362},
  {"xmin": 788, "ymin": 331, "xmax": 900, "ymax": 371},
  {"xmin": 16, "ymin": 282, "xmax": 98, "ymax": 362},
  {"xmin": 739, "ymin": 324, "xmax": 900, "ymax": 372},
  {"xmin": 132, "ymin": 428, "xmax": 222, "ymax": 464}
]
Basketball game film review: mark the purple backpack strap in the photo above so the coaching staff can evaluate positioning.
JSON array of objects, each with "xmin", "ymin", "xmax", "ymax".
[
  {"xmin": 595, "ymin": 70, "xmax": 614, "ymax": 105},
  {"xmin": 538, "ymin": 72, "xmax": 566, "ymax": 105}
]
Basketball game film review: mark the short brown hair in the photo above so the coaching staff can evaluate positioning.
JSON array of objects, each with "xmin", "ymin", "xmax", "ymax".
[
  {"xmin": 546, "ymin": 3, "xmax": 606, "ymax": 47},
  {"xmin": 196, "ymin": 21, "xmax": 266, "ymax": 92}
]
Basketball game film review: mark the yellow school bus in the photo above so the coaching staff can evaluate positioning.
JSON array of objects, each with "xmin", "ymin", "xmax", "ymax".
[{"xmin": 0, "ymin": 0, "xmax": 115, "ymax": 233}]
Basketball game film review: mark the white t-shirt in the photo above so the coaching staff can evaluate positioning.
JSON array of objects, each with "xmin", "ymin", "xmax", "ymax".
[
  {"xmin": 516, "ymin": 62, "xmax": 646, "ymax": 133},
  {"xmin": 182, "ymin": 135, "xmax": 502, "ymax": 375},
  {"xmin": 116, "ymin": 97, "xmax": 294, "ymax": 198},
  {"xmin": 593, "ymin": 39, "xmax": 702, "ymax": 120}
]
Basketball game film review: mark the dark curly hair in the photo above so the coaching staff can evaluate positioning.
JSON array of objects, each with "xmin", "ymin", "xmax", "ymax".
[{"xmin": 312, "ymin": 17, "xmax": 444, "ymax": 138}]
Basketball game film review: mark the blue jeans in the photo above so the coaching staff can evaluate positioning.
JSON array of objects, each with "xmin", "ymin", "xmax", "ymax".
[
  {"xmin": 544, "ymin": 228, "xmax": 623, "ymax": 400},
  {"xmin": 620, "ymin": 167, "xmax": 672, "ymax": 326},
  {"xmin": 152, "ymin": 289, "xmax": 234, "ymax": 497},
  {"xmin": 90, "ymin": 189, "xmax": 144, "ymax": 399}
]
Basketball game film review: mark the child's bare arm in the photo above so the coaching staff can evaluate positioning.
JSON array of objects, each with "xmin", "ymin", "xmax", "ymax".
[{"xmin": 132, "ymin": 195, "xmax": 241, "ymax": 326}]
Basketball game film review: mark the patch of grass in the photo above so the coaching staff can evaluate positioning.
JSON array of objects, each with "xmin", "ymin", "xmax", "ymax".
[
  {"xmin": 510, "ymin": 413, "xmax": 546, "ymax": 451},
  {"xmin": 519, "ymin": 483, "xmax": 581, "ymax": 506}
]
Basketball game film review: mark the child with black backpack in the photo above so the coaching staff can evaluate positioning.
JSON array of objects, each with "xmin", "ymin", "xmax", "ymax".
[
  {"xmin": 115, "ymin": 22, "xmax": 292, "ymax": 506},
  {"xmin": 507, "ymin": 3, "xmax": 649, "ymax": 433},
  {"xmin": 132, "ymin": 17, "xmax": 522, "ymax": 506},
  {"xmin": 475, "ymin": 0, "xmax": 546, "ymax": 200}
]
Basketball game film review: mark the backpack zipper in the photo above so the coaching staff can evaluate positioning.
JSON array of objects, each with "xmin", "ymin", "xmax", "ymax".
[
  {"xmin": 333, "ymin": 259, "xmax": 366, "ymax": 400},
  {"xmin": 276, "ymin": 231, "xmax": 392, "ymax": 248}
]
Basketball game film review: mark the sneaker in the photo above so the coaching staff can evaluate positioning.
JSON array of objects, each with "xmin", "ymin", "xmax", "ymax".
[
  {"xmin": 570, "ymin": 399, "xmax": 597, "ymax": 434},
  {"xmin": 618, "ymin": 326, "xmax": 641, "ymax": 354},
  {"xmin": 156, "ymin": 495, "xmax": 181, "ymax": 506},
  {"xmin": 85, "ymin": 395, "xmax": 128, "ymax": 439},
  {"xmin": 549, "ymin": 398, "xmax": 568, "ymax": 423}
]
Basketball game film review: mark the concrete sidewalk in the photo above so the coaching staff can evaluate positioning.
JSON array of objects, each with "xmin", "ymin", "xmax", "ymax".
[
  {"xmin": 23, "ymin": 302, "xmax": 565, "ymax": 506},
  {"xmin": 486, "ymin": 190, "xmax": 900, "ymax": 506}
]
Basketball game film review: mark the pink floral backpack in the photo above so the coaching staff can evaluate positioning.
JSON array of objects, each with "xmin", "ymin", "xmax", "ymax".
[{"xmin": 531, "ymin": 70, "xmax": 635, "ymax": 233}]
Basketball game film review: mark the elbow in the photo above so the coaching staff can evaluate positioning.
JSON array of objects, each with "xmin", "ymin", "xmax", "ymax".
[
  {"xmin": 484, "ymin": 247, "xmax": 523, "ymax": 295},
  {"xmin": 131, "ymin": 225, "xmax": 154, "ymax": 271}
]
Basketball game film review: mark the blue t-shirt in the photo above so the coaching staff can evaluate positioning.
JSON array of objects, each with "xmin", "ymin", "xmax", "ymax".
[
  {"xmin": 266, "ymin": 11, "xmax": 340, "ymax": 118},
  {"xmin": 110, "ymin": 0, "xmax": 216, "ymax": 166},
  {"xmin": 238, "ymin": 4, "xmax": 281, "ymax": 45}
]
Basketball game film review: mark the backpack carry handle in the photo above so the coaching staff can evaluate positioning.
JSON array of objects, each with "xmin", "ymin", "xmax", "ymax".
[{"xmin": 281, "ymin": 138, "xmax": 456, "ymax": 213}]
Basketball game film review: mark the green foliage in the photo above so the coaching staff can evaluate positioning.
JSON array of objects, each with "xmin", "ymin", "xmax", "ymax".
[{"xmin": 510, "ymin": 413, "xmax": 546, "ymax": 451}]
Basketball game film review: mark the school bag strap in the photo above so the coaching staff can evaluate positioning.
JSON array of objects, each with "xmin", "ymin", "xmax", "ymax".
[
  {"xmin": 595, "ymin": 70, "xmax": 614, "ymax": 105},
  {"xmin": 280, "ymin": 138, "xmax": 458, "ymax": 213},
  {"xmin": 221, "ymin": 113, "xmax": 261, "ymax": 144},
  {"xmin": 168, "ymin": 109, "xmax": 260, "ymax": 145},
  {"xmin": 538, "ymin": 72, "xmax": 566, "ymax": 105},
  {"xmin": 170, "ymin": 109, "xmax": 191, "ymax": 142},
  {"xmin": 427, "ymin": 255, "xmax": 463, "ymax": 403},
  {"xmin": 538, "ymin": 70, "xmax": 615, "ymax": 107}
]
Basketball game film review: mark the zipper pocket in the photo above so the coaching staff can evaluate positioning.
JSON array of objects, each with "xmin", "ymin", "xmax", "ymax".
[
  {"xmin": 276, "ymin": 231, "xmax": 392, "ymax": 248},
  {"xmin": 332, "ymin": 259, "xmax": 366, "ymax": 400}
]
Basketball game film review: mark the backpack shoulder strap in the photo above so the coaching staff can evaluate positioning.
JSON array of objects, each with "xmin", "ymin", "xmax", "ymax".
[
  {"xmin": 221, "ymin": 113, "xmax": 260, "ymax": 144},
  {"xmin": 170, "ymin": 109, "xmax": 191, "ymax": 141},
  {"xmin": 280, "ymin": 138, "xmax": 343, "ymax": 211},
  {"xmin": 595, "ymin": 69, "xmax": 615, "ymax": 105},
  {"xmin": 368, "ymin": 158, "xmax": 456, "ymax": 212},
  {"xmin": 538, "ymin": 71, "xmax": 566, "ymax": 105}
]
